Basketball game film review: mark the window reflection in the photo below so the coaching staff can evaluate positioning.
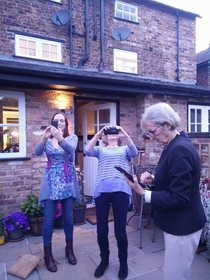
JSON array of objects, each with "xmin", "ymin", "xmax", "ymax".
[{"xmin": 0, "ymin": 97, "xmax": 19, "ymax": 153}]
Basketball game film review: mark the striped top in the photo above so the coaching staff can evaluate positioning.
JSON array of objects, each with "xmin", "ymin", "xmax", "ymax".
[{"xmin": 84, "ymin": 144, "xmax": 138, "ymax": 198}]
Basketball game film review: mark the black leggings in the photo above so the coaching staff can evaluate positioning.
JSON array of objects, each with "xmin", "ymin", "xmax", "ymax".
[{"xmin": 95, "ymin": 192, "xmax": 129, "ymax": 261}]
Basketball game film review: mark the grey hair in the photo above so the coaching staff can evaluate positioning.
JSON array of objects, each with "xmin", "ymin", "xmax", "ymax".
[{"xmin": 141, "ymin": 103, "xmax": 180, "ymax": 131}]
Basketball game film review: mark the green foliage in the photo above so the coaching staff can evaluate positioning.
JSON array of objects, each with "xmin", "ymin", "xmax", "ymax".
[
  {"xmin": 0, "ymin": 219, "xmax": 5, "ymax": 236},
  {"xmin": 20, "ymin": 192, "xmax": 44, "ymax": 217}
]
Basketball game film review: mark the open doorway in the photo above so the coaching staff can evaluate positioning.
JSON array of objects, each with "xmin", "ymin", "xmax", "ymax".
[{"xmin": 75, "ymin": 97, "xmax": 119, "ymax": 197}]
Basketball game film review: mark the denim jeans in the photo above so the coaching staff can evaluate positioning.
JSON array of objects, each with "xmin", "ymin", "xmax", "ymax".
[{"xmin": 43, "ymin": 197, "xmax": 74, "ymax": 246}]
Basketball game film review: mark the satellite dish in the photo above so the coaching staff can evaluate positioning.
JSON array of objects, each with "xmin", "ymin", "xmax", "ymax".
[
  {"xmin": 112, "ymin": 27, "xmax": 131, "ymax": 41},
  {"xmin": 52, "ymin": 10, "xmax": 71, "ymax": 26}
]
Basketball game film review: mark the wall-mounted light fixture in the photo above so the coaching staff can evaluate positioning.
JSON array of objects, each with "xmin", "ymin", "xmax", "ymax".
[{"xmin": 57, "ymin": 98, "xmax": 66, "ymax": 113}]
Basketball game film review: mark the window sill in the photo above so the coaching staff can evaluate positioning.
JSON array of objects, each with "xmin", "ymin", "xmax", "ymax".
[
  {"xmin": 188, "ymin": 132, "xmax": 210, "ymax": 138},
  {"xmin": 0, "ymin": 157, "xmax": 31, "ymax": 162}
]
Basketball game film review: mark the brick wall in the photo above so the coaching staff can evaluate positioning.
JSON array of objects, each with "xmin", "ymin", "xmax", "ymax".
[
  {"xmin": 0, "ymin": 89, "xmax": 76, "ymax": 214},
  {"xmin": 0, "ymin": 0, "xmax": 197, "ymax": 82}
]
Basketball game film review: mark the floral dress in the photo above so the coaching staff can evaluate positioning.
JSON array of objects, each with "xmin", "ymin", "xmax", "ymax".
[
  {"xmin": 35, "ymin": 135, "xmax": 80, "ymax": 206},
  {"xmin": 46, "ymin": 140, "xmax": 76, "ymax": 200}
]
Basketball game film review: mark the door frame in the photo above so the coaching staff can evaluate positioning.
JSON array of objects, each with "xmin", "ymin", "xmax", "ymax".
[{"xmin": 74, "ymin": 96, "xmax": 120, "ymax": 192}]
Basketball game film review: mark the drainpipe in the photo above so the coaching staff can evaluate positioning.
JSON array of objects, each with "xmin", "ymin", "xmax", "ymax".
[
  {"xmin": 93, "ymin": 0, "xmax": 97, "ymax": 41},
  {"xmin": 175, "ymin": 11, "xmax": 180, "ymax": 81},
  {"xmin": 98, "ymin": 0, "xmax": 104, "ymax": 72},
  {"xmin": 78, "ymin": 0, "xmax": 89, "ymax": 68},
  {"xmin": 69, "ymin": 0, "xmax": 73, "ymax": 67}
]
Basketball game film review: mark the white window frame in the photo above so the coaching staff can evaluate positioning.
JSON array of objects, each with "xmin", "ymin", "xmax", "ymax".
[
  {"xmin": 15, "ymin": 34, "xmax": 62, "ymax": 62},
  {"xmin": 0, "ymin": 91, "xmax": 26, "ymax": 159},
  {"xmin": 114, "ymin": 49, "xmax": 138, "ymax": 74},
  {"xmin": 115, "ymin": 1, "xmax": 138, "ymax": 23},
  {"xmin": 188, "ymin": 105, "xmax": 210, "ymax": 132}
]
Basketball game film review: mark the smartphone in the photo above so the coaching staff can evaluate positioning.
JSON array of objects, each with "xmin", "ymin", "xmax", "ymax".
[
  {"xmin": 51, "ymin": 120, "xmax": 58, "ymax": 128},
  {"xmin": 114, "ymin": 166, "xmax": 134, "ymax": 182}
]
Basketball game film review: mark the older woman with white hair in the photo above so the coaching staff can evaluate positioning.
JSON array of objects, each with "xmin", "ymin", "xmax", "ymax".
[{"xmin": 126, "ymin": 102, "xmax": 206, "ymax": 280}]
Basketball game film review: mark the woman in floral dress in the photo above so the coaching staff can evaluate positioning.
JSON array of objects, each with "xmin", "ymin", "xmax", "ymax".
[{"xmin": 35, "ymin": 112, "xmax": 80, "ymax": 272}]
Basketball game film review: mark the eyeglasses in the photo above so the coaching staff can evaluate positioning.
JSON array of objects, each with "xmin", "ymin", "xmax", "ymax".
[{"xmin": 143, "ymin": 124, "xmax": 160, "ymax": 139}]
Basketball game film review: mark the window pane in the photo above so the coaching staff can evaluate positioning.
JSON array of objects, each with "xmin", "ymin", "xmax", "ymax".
[
  {"xmin": 190, "ymin": 124, "xmax": 195, "ymax": 132},
  {"xmin": 124, "ymin": 6, "xmax": 129, "ymax": 12},
  {"xmin": 197, "ymin": 109, "xmax": 201, "ymax": 123},
  {"xmin": 87, "ymin": 126, "xmax": 97, "ymax": 137},
  {"xmin": 0, "ymin": 97, "xmax": 19, "ymax": 153},
  {"xmin": 99, "ymin": 109, "xmax": 110, "ymax": 123},
  {"xmin": 197, "ymin": 124, "xmax": 201, "ymax": 132},
  {"xmin": 87, "ymin": 110, "xmax": 97, "ymax": 125},
  {"xmin": 124, "ymin": 14, "xmax": 129, "ymax": 20},
  {"xmin": 190, "ymin": 109, "xmax": 195, "ymax": 122}
]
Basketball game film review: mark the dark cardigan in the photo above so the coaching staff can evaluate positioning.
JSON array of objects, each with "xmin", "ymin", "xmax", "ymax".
[{"xmin": 151, "ymin": 131, "xmax": 206, "ymax": 235}]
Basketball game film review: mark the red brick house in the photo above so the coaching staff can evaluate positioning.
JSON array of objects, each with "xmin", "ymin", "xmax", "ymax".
[{"xmin": 0, "ymin": 0, "xmax": 210, "ymax": 214}]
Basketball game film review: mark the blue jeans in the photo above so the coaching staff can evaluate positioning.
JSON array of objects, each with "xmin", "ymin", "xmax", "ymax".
[{"xmin": 43, "ymin": 197, "xmax": 74, "ymax": 246}]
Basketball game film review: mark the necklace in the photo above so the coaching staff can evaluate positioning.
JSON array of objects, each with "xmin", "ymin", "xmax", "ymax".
[{"xmin": 107, "ymin": 145, "xmax": 118, "ymax": 148}]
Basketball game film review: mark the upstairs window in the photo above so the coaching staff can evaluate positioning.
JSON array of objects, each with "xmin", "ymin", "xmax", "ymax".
[
  {"xmin": 114, "ymin": 49, "xmax": 137, "ymax": 74},
  {"xmin": 115, "ymin": 1, "xmax": 138, "ymax": 23},
  {"xmin": 15, "ymin": 35, "xmax": 62, "ymax": 62},
  {"xmin": 188, "ymin": 105, "xmax": 210, "ymax": 132},
  {"xmin": 0, "ymin": 91, "xmax": 26, "ymax": 159}
]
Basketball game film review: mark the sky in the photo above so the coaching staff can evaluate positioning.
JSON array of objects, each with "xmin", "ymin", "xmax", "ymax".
[{"xmin": 154, "ymin": 0, "xmax": 209, "ymax": 53}]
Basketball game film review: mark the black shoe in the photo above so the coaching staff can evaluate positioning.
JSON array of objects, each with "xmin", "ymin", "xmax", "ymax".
[
  {"xmin": 94, "ymin": 260, "xmax": 109, "ymax": 278},
  {"xmin": 118, "ymin": 262, "xmax": 128, "ymax": 279}
]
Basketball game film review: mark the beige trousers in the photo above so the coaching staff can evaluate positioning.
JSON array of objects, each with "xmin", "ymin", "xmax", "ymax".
[{"xmin": 163, "ymin": 229, "xmax": 202, "ymax": 280}]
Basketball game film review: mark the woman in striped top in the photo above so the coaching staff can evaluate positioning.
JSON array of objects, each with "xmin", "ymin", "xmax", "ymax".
[{"xmin": 84, "ymin": 125, "xmax": 138, "ymax": 280}]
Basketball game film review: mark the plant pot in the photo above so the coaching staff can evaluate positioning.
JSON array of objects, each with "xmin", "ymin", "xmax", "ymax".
[
  {"xmin": 0, "ymin": 235, "xmax": 5, "ymax": 245},
  {"xmin": 54, "ymin": 216, "xmax": 64, "ymax": 229},
  {"xmin": 73, "ymin": 206, "xmax": 86, "ymax": 225},
  {"xmin": 7, "ymin": 228, "xmax": 25, "ymax": 242},
  {"xmin": 30, "ymin": 216, "xmax": 44, "ymax": 236}
]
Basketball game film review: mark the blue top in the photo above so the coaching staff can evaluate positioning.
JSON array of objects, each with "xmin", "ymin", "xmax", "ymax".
[
  {"xmin": 84, "ymin": 144, "xmax": 138, "ymax": 199},
  {"xmin": 35, "ymin": 135, "xmax": 80, "ymax": 206}
]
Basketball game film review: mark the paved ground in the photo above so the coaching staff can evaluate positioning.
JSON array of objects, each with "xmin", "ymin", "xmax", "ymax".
[{"xmin": 0, "ymin": 212, "xmax": 210, "ymax": 280}]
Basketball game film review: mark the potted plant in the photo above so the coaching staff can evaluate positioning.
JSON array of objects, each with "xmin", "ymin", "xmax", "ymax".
[
  {"xmin": 2, "ymin": 211, "xmax": 29, "ymax": 241},
  {"xmin": 20, "ymin": 192, "xmax": 44, "ymax": 236},
  {"xmin": 0, "ymin": 213, "xmax": 6, "ymax": 245},
  {"xmin": 73, "ymin": 166, "xmax": 86, "ymax": 225}
]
